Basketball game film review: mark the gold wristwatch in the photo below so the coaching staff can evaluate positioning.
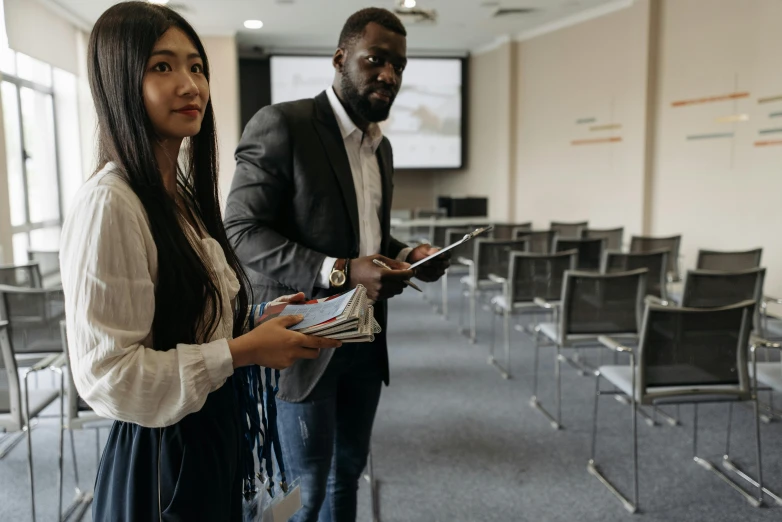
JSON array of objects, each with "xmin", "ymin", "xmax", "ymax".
[{"xmin": 329, "ymin": 258, "xmax": 349, "ymax": 288}]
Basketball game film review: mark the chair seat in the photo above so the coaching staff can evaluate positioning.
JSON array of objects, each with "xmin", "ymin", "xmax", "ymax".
[
  {"xmin": 599, "ymin": 365, "xmax": 744, "ymax": 404},
  {"xmin": 538, "ymin": 323, "xmax": 559, "ymax": 343},
  {"xmin": 460, "ymin": 276, "xmax": 502, "ymax": 290},
  {"xmin": 762, "ymin": 316, "xmax": 782, "ymax": 341},
  {"xmin": 537, "ymin": 323, "xmax": 636, "ymax": 346},
  {"xmin": 752, "ymin": 362, "xmax": 782, "ymax": 392},
  {"xmin": 492, "ymin": 295, "xmax": 546, "ymax": 312}
]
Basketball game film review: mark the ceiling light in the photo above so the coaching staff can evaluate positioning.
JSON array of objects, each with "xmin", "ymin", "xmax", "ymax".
[
  {"xmin": 148, "ymin": 0, "xmax": 169, "ymax": 4},
  {"xmin": 403, "ymin": 0, "xmax": 417, "ymax": 8},
  {"xmin": 244, "ymin": 19, "xmax": 264, "ymax": 29}
]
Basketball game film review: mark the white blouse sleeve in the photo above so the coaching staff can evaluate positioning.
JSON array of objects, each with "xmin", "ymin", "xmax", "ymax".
[{"xmin": 60, "ymin": 182, "xmax": 235, "ymax": 428}]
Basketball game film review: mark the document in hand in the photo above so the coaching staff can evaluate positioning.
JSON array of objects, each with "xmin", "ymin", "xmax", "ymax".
[{"xmin": 259, "ymin": 285, "xmax": 381, "ymax": 343}]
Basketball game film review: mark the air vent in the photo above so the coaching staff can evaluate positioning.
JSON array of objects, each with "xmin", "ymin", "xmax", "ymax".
[{"xmin": 493, "ymin": 7, "xmax": 537, "ymax": 17}]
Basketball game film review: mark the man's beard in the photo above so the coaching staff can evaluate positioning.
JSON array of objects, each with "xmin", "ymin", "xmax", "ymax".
[{"xmin": 340, "ymin": 74, "xmax": 394, "ymax": 123}]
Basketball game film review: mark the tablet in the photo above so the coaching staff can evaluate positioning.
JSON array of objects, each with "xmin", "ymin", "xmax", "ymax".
[{"xmin": 409, "ymin": 226, "xmax": 494, "ymax": 269}]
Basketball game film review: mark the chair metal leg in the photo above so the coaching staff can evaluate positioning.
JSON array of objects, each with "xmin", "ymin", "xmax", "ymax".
[
  {"xmin": 362, "ymin": 444, "xmax": 380, "ymax": 522},
  {"xmin": 58, "ymin": 369, "xmax": 65, "ymax": 520},
  {"xmin": 528, "ymin": 330, "xmax": 559, "ymax": 429},
  {"xmin": 587, "ymin": 372, "xmax": 638, "ymax": 513},
  {"xmin": 488, "ymin": 307, "xmax": 512, "ymax": 379},
  {"xmin": 692, "ymin": 403, "xmax": 763, "ymax": 508},
  {"xmin": 441, "ymin": 273, "xmax": 449, "ymax": 319},
  {"xmin": 469, "ymin": 285, "xmax": 477, "ymax": 344},
  {"xmin": 531, "ymin": 342, "xmax": 563, "ymax": 429},
  {"xmin": 23, "ymin": 372, "xmax": 36, "ymax": 522},
  {"xmin": 721, "ymin": 401, "xmax": 782, "ymax": 506}
]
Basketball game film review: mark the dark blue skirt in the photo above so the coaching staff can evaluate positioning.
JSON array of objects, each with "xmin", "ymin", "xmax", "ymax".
[{"xmin": 92, "ymin": 377, "xmax": 242, "ymax": 521}]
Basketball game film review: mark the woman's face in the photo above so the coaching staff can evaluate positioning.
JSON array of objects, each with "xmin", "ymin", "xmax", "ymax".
[{"xmin": 143, "ymin": 27, "xmax": 209, "ymax": 140}]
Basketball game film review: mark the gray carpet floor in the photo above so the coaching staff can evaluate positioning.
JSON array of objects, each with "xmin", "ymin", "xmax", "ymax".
[{"xmin": 2, "ymin": 275, "xmax": 781, "ymax": 521}]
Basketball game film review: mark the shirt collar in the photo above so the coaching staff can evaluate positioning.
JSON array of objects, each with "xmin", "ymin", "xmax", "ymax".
[{"xmin": 326, "ymin": 86, "xmax": 383, "ymax": 152}]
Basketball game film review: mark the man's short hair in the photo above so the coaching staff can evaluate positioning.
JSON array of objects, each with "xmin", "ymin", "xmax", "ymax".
[{"xmin": 338, "ymin": 8, "xmax": 407, "ymax": 49}]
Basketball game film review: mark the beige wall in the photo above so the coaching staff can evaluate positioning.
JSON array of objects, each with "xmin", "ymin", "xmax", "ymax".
[
  {"xmin": 201, "ymin": 35, "xmax": 240, "ymax": 209},
  {"xmin": 514, "ymin": 0, "xmax": 651, "ymax": 233},
  {"xmin": 433, "ymin": 41, "xmax": 515, "ymax": 221},
  {"xmin": 651, "ymin": 0, "xmax": 782, "ymax": 295}
]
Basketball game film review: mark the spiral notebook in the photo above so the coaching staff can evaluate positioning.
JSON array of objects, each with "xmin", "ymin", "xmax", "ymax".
[{"xmin": 259, "ymin": 285, "xmax": 381, "ymax": 343}]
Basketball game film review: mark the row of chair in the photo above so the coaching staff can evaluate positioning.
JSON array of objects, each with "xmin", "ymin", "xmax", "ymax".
[{"xmin": 0, "ymin": 251, "xmax": 101, "ymax": 521}]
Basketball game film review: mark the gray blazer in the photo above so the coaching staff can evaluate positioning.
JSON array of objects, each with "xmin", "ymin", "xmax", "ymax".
[{"xmin": 224, "ymin": 90, "xmax": 408, "ymax": 402}]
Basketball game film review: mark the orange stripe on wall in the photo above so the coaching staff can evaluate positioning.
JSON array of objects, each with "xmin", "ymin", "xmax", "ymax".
[
  {"xmin": 672, "ymin": 92, "xmax": 749, "ymax": 107},
  {"xmin": 571, "ymin": 137, "xmax": 622, "ymax": 145},
  {"xmin": 754, "ymin": 139, "xmax": 782, "ymax": 147}
]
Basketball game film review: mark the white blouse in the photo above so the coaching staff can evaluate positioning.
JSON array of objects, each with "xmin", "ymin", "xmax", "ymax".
[{"xmin": 60, "ymin": 163, "xmax": 240, "ymax": 428}]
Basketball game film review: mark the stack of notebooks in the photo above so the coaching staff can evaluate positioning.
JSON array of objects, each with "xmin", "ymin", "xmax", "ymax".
[{"xmin": 260, "ymin": 285, "xmax": 381, "ymax": 343}]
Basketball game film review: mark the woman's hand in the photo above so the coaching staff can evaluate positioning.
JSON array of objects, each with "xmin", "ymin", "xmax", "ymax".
[{"xmin": 229, "ymin": 310, "xmax": 341, "ymax": 370}]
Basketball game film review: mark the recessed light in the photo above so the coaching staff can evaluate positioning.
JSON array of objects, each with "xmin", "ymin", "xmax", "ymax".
[
  {"xmin": 244, "ymin": 19, "xmax": 264, "ymax": 29},
  {"xmin": 404, "ymin": 0, "xmax": 417, "ymax": 7},
  {"xmin": 148, "ymin": 0, "xmax": 169, "ymax": 5}
]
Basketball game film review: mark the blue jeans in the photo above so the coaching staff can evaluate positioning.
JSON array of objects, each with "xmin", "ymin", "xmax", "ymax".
[{"xmin": 275, "ymin": 343, "xmax": 383, "ymax": 522}]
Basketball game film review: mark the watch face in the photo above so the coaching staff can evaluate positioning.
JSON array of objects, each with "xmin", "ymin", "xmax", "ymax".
[{"xmin": 330, "ymin": 270, "xmax": 347, "ymax": 287}]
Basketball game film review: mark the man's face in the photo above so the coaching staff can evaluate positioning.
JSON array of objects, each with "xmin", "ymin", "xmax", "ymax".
[{"xmin": 335, "ymin": 22, "xmax": 407, "ymax": 123}]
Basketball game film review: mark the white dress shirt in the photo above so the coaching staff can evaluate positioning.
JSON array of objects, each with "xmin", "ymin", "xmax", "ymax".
[
  {"xmin": 318, "ymin": 87, "xmax": 410, "ymax": 287},
  {"xmin": 60, "ymin": 164, "xmax": 239, "ymax": 428}
]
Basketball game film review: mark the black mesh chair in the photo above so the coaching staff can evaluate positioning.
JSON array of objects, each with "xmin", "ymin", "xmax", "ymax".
[
  {"xmin": 676, "ymin": 268, "xmax": 766, "ymax": 332},
  {"xmin": 0, "ymin": 319, "xmax": 63, "ymax": 520},
  {"xmin": 553, "ymin": 237, "xmax": 605, "ymax": 271},
  {"xmin": 696, "ymin": 248, "xmax": 762, "ymax": 271},
  {"xmin": 602, "ymin": 249, "xmax": 669, "ymax": 300},
  {"xmin": 492, "ymin": 223, "xmax": 532, "ymax": 240},
  {"xmin": 514, "ymin": 229, "xmax": 557, "ymax": 254},
  {"xmin": 531, "ymin": 269, "xmax": 647, "ymax": 429},
  {"xmin": 487, "ymin": 250, "xmax": 577, "ymax": 379},
  {"xmin": 630, "ymin": 235, "xmax": 681, "ymax": 281},
  {"xmin": 0, "ymin": 263, "xmax": 42, "ymax": 289},
  {"xmin": 459, "ymin": 239, "xmax": 528, "ymax": 343},
  {"xmin": 550, "ymin": 221, "xmax": 588, "ymax": 239},
  {"xmin": 0, "ymin": 284, "xmax": 66, "ymax": 357},
  {"xmin": 440, "ymin": 227, "xmax": 474, "ymax": 320},
  {"xmin": 591, "ymin": 301, "xmax": 762, "ymax": 513},
  {"xmin": 27, "ymin": 250, "xmax": 60, "ymax": 288},
  {"xmin": 582, "ymin": 227, "xmax": 624, "ymax": 251}
]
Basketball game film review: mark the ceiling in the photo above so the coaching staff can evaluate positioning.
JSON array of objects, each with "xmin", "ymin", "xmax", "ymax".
[{"xmin": 50, "ymin": 0, "xmax": 632, "ymax": 54}]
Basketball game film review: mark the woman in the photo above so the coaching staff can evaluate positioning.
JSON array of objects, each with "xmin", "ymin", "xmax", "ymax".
[{"xmin": 60, "ymin": 2, "xmax": 339, "ymax": 520}]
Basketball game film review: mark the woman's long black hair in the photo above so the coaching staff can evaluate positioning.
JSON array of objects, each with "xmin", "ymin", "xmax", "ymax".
[{"xmin": 87, "ymin": 1, "xmax": 249, "ymax": 348}]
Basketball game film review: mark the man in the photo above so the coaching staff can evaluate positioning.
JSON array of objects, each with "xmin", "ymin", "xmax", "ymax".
[{"xmin": 224, "ymin": 7, "xmax": 450, "ymax": 521}]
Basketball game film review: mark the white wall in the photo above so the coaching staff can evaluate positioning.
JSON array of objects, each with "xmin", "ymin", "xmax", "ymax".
[
  {"xmin": 651, "ymin": 0, "xmax": 782, "ymax": 295},
  {"xmin": 514, "ymin": 0, "xmax": 651, "ymax": 233},
  {"xmin": 201, "ymin": 35, "xmax": 240, "ymax": 208},
  {"xmin": 433, "ymin": 40, "xmax": 515, "ymax": 221}
]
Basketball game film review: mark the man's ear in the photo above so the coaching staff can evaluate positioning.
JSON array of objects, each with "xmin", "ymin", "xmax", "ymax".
[{"xmin": 333, "ymin": 48, "xmax": 345, "ymax": 71}]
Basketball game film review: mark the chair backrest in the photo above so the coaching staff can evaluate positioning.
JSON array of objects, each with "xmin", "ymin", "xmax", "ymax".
[
  {"xmin": 550, "ymin": 221, "xmax": 588, "ymax": 238},
  {"xmin": 560, "ymin": 268, "xmax": 647, "ymax": 339},
  {"xmin": 492, "ymin": 223, "xmax": 532, "ymax": 240},
  {"xmin": 602, "ymin": 249, "xmax": 669, "ymax": 300},
  {"xmin": 680, "ymin": 268, "xmax": 765, "ymax": 330},
  {"xmin": 0, "ymin": 320, "xmax": 23, "ymax": 424},
  {"xmin": 508, "ymin": 250, "xmax": 577, "ymax": 305},
  {"xmin": 582, "ymin": 227, "xmax": 624, "ymax": 251},
  {"xmin": 553, "ymin": 237, "xmax": 605, "ymax": 271},
  {"xmin": 0, "ymin": 263, "xmax": 42, "ymax": 288},
  {"xmin": 445, "ymin": 227, "xmax": 473, "ymax": 262},
  {"xmin": 637, "ymin": 301, "xmax": 755, "ymax": 404},
  {"xmin": 474, "ymin": 239, "xmax": 528, "ymax": 282},
  {"xmin": 0, "ymin": 284, "xmax": 65, "ymax": 354},
  {"xmin": 514, "ymin": 229, "xmax": 557, "ymax": 254},
  {"xmin": 696, "ymin": 248, "xmax": 762, "ymax": 272},
  {"xmin": 27, "ymin": 250, "xmax": 60, "ymax": 287},
  {"xmin": 630, "ymin": 235, "xmax": 681, "ymax": 280}
]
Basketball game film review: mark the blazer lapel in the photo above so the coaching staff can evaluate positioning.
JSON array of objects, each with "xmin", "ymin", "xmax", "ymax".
[{"xmin": 312, "ymin": 91, "xmax": 360, "ymax": 244}]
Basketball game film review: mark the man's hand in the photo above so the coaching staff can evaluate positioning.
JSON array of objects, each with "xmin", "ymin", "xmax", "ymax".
[
  {"xmin": 408, "ymin": 244, "xmax": 450, "ymax": 283},
  {"xmin": 268, "ymin": 292, "xmax": 308, "ymax": 306},
  {"xmin": 349, "ymin": 254, "xmax": 414, "ymax": 301}
]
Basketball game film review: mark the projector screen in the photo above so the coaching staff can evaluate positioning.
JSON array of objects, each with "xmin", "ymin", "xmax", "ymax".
[{"xmin": 270, "ymin": 55, "xmax": 464, "ymax": 169}]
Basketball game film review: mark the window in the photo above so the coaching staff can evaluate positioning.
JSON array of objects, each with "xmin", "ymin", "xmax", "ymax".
[{"xmin": 1, "ymin": 50, "xmax": 79, "ymax": 265}]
